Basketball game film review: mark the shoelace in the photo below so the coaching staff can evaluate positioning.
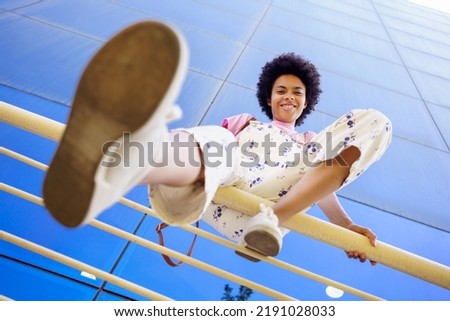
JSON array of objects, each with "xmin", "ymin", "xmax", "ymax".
[{"xmin": 259, "ymin": 203, "xmax": 278, "ymax": 223}]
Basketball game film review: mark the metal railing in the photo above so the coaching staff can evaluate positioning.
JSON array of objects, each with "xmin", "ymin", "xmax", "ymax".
[{"xmin": 1, "ymin": 101, "xmax": 449, "ymax": 301}]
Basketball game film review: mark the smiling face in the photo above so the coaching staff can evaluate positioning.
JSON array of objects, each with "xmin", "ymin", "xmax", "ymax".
[{"xmin": 268, "ymin": 74, "xmax": 308, "ymax": 126}]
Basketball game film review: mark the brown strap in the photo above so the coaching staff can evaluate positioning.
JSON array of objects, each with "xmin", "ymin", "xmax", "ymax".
[{"xmin": 155, "ymin": 221, "xmax": 199, "ymax": 267}]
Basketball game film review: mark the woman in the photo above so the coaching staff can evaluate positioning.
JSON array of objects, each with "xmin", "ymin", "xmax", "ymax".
[{"xmin": 43, "ymin": 21, "xmax": 392, "ymax": 265}]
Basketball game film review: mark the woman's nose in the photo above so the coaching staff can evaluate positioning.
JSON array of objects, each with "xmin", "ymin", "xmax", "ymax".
[{"xmin": 284, "ymin": 94, "xmax": 294, "ymax": 100}]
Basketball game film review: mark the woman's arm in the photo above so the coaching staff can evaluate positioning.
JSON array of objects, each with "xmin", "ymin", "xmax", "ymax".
[{"xmin": 317, "ymin": 192, "xmax": 377, "ymax": 265}]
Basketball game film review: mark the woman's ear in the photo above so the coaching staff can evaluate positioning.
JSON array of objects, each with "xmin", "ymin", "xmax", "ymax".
[{"xmin": 267, "ymin": 98, "xmax": 271, "ymax": 106}]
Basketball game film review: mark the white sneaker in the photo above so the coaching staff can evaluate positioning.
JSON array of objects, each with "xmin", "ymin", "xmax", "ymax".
[
  {"xmin": 43, "ymin": 21, "xmax": 189, "ymax": 227},
  {"xmin": 241, "ymin": 204, "xmax": 283, "ymax": 257}
]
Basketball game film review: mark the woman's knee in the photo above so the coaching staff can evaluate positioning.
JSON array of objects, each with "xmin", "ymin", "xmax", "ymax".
[{"xmin": 351, "ymin": 108, "xmax": 392, "ymax": 130}]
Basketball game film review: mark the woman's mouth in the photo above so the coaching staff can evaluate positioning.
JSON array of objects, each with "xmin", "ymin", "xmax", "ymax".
[{"xmin": 280, "ymin": 103, "xmax": 296, "ymax": 111}]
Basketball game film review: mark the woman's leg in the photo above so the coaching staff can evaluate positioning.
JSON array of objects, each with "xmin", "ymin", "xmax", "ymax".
[
  {"xmin": 140, "ymin": 130, "xmax": 204, "ymax": 187},
  {"xmin": 148, "ymin": 125, "xmax": 241, "ymax": 226},
  {"xmin": 241, "ymin": 109, "xmax": 392, "ymax": 257},
  {"xmin": 241, "ymin": 146, "xmax": 361, "ymax": 258},
  {"xmin": 272, "ymin": 146, "xmax": 360, "ymax": 225}
]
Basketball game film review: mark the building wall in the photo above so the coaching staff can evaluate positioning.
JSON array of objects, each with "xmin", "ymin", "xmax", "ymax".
[{"xmin": 1, "ymin": 0, "xmax": 449, "ymax": 300}]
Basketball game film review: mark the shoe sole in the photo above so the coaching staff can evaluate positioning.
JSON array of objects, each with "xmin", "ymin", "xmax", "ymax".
[
  {"xmin": 234, "ymin": 250, "xmax": 261, "ymax": 262},
  {"xmin": 244, "ymin": 230, "xmax": 281, "ymax": 257},
  {"xmin": 43, "ymin": 21, "xmax": 183, "ymax": 227}
]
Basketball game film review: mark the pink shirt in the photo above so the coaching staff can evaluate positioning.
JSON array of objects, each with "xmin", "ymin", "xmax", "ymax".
[{"xmin": 221, "ymin": 113, "xmax": 315, "ymax": 144}]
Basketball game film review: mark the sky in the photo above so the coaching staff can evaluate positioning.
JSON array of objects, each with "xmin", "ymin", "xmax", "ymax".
[{"xmin": 409, "ymin": 0, "xmax": 450, "ymax": 14}]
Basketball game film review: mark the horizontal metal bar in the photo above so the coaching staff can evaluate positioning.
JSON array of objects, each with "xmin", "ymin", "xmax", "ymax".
[{"xmin": 1, "ymin": 101, "xmax": 449, "ymax": 291}]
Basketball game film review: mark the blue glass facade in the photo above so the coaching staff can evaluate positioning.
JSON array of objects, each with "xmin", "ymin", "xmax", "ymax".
[{"xmin": 1, "ymin": 0, "xmax": 449, "ymax": 300}]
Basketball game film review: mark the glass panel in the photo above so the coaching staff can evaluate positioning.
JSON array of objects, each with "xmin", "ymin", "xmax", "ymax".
[
  {"xmin": 428, "ymin": 103, "xmax": 450, "ymax": 150},
  {"xmin": 265, "ymin": 4, "xmax": 389, "ymax": 41},
  {"xmin": 318, "ymin": 70, "xmax": 448, "ymax": 151},
  {"xmin": 250, "ymin": 24, "xmax": 420, "ymax": 97},
  {"xmin": 409, "ymin": 69, "xmax": 450, "ymax": 108},
  {"xmin": 0, "ymin": 255, "xmax": 98, "ymax": 300}
]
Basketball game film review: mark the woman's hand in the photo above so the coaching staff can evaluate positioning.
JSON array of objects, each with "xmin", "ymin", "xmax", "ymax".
[
  {"xmin": 318, "ymin": 193, "xmax": 378, "ymax": 266},
  {"xmin": 344, "ymin": 223, "xmax": 377, "ymax": 266}
]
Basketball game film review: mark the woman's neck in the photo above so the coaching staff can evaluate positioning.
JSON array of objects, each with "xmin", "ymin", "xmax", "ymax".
[{"xmin": 271, "ymin": 119, "xmax": 297, "ymax": 137}]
